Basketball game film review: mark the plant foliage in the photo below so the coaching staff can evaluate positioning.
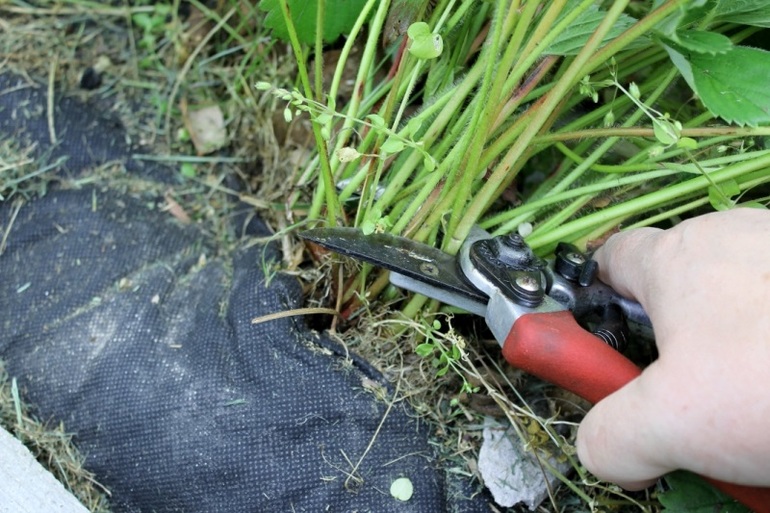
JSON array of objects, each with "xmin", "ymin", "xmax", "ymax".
[
  {"xmin": 258, "ymin": 0, "xmax": 369, "ymax": 43},
  {"xmin": 659, "ymin": 471, "xmax": 751, "ymax": 512},
  {"xmin": 255, "ymin": 0, "xmax": 770, "ymax": 508},
  {"xmin": 656, "ymin": 0, "xmax": 770, "ymax": 126}
]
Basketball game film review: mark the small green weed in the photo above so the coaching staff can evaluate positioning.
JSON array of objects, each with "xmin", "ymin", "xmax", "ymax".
[
  {"xmin": 413, "ymin": 318, "xmax": 478, "ymax": 394},
  {"xmin": 130, "ymin": 4, "xmax": 173, "ymax": 69}
]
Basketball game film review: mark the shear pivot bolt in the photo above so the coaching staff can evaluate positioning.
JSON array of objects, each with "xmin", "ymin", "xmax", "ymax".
[
  {"xmin": 501, "ymin": 234, "xmax": 526, "ymax": 249},
  {"xmin": 515, "ymin": 275, "xmax": 540, "ymax": 292}
]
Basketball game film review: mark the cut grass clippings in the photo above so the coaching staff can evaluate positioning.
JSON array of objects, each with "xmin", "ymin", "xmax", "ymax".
[{"xmin": 0, "ymin": 360, "xmax": 111, "ymax": 512}]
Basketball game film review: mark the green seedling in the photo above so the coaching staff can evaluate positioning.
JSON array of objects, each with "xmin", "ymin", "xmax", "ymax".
[
  {"xmin": 131, "ymin": 4, "xmax": 172, "ymax": 69},
  {"xmin": 413, "ymin": 319, "xmax": 478, "ymax": 395}
]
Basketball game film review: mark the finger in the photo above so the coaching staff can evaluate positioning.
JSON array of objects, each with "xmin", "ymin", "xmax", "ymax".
[
  {"xmin": 576, "ymin": 361, "xmax": 676, "ymax": 490},
  {"xmin": 592, "ymin": 227, "xmax": 662, "ymax": 304}
]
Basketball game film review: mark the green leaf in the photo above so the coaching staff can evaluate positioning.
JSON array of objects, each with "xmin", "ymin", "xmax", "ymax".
[
  {"xmin": 423, "ymin": 154, "xmax": 436, "ymax": 172},
  {"xmin": 389, "ymin": 477, "xmax": 413, "ymax": 501},
  {"xmin": 404, "ymin": 117, "xmax": 423, "ymax": 138},
  {"xmin": 131, "ymin": 13, "xmax": 155, "ymax": 31},
  {"xmin": 708, "ymin": 179, "xmax": 740, "ymax": 211},
  {"xmin": 740, "ymin": 201, "xmax": 768, "ymax": 209},
  {"xmin": 407, "ymin": 22, "xmax": 443, "ymax": 59},
  {"xmin": 653, "ymin": 118, "xmax": 681, "ymax": 146},
  {"xmin": 659, "ymin": 471, "xmax": 750, "ymax": 512},
  {"xmin": 720, "ymin": 179, "xmax": 741, "ymax": 197},
  {"xmin": 664, "ymin": 45, "xmax": 770, "ymax": 126},
  {"xmin": 381, "ymin": 137, "xmax": 406, "ymax": 154},
  {"xmin": 376, "ymin": 215, "xmax": 394, "ymax": 232},
  {"xmin": 712, "ymin": 0, "xmax": 770, "ymax": 28},
  {"xmin": 367, "ymin": 114, "xmax": 386, "ymax": 129},
  {"xmin": 653, "ymin": 0, "xmax": 710, "ymax": 38},
  {"xmin": 180, "ymin": 163, "xmax": 196, "ymax": 178},
  {"xmin": 258, "ymin": 0, "xmax": 369, "ymax": 44},
  {"xmin": 360, "ymin": 218, "xmax": 376, "ymax": 235},
  {"xmin": 676, "ymin": 137, "xmax": 698, "ymax": 150},
  {"xmin": 673, "ymin": 30, "xmax": 732, "ymax": 55},
  {"xmin": 415, "ymin": 343, "xmax": 435, "ymax": 357},
  {"xmin": 545, "ymin": 2, "xmax": 640, "ymax": 56},
  {"xmin": 603, "ymin": 110, "xmax": 615, "ymax": 127},
  {"xmin": 360, "ymin": 206, "xmax": 390, "ymax": 235},
  {"xmin": 406, "ymin": 21, "xmax": 431, "ymax": 39},
  {"xmin": 315, "ymin": 112, "xmax": 333, "ymax": 125}
]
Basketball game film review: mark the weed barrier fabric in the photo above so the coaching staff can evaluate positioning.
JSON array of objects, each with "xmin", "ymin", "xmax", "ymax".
[{"xmin": 0, "ymin": 72, "xmax": 491, "ymax": 512}]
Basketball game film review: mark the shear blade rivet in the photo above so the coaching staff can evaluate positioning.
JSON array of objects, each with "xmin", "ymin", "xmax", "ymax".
[
  {"xmin": 420, "ymin": 262, "xmax": 439, "ymax": 277},
  {"xmin": 515, "ymin": 276, "xmax": 539, "ymax": 291},
  {"xmin": 566, "ymin": 252, "xmax": 585, "ymax": 264}
]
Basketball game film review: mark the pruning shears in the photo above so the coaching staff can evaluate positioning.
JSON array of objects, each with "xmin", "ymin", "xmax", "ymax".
[{"xmin": 302, "ymin": 226, "xmax": 770, "ymax": 511}]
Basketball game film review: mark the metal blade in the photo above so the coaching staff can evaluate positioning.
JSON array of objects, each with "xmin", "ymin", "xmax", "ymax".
[{"xmin": 301, "ymin": 227, "xmax": 488, "ymax": 314}]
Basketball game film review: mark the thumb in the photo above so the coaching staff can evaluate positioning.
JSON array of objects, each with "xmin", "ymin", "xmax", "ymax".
[
  {"xmin": 591, "ymin": 227, "xmax": 663, "ymax": 304},
  {"xmin": 576, "ymin": 361, "xmax": 676, "ymax": 490}
]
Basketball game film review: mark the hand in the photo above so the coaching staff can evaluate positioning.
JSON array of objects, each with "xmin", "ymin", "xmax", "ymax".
[{"xmin": 576, "ymin": 208, "xmax": 770, "ymax": 490}]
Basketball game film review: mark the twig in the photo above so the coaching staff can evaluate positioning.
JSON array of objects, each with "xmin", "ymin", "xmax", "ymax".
[
  {"xmin": 251, "ymin": 307, "xmax": 340, "ymax": 325},
  {"xmin": 343, "ymin": 365, "xmax": 403, "ymax": 490},
  {"xmin": 0, "ymin": 199, "xmax": 23, "ymax": 256},
  {"xmin": 0, "ymin": 5, "xmax": 154, "ymax": 16},
  {"xmin": 47, "ymin": 56, "xmax": 57, "ymax": 145},
  {"xmin": 131, "ymin": 154, "xmax": 253, "ymax": 163},
  {"xmin": 331, "ymin": 264, "xmax": 344, "ymax": 333}
]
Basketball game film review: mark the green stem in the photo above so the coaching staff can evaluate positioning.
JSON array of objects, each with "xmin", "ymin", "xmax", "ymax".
[
  {"xmin": 497, "ymin": 66, "xmax": 679, "ymax": 234},
  {"xmin": 314, "ymin": 0, "xmax": 324, "ymax": 102},
  {"xmin": 327, "ymin": 0, "xmax": 381, "ymax": 105},
  {"xmin": 487, "ymin": 168, "xmax": 675, "ymax": 226},
  {"xmin": 575, "ymin": 0, "xmax": 686, "ymax": 79},
  {"xmin": 453, "ymin": 0, "xmax": 634, "ymax": 250},
  {"xmin": 384, "ymin": 66, "xmax": 486, "ymax": 234},
  {"xmin": 489, "ymin": 145, "xmax": 770, "ymax": 233},
  {"xmin": 443, "ymin": 0, "xmax": 512, "ymax": 242},
  {"xmin": 624, "ymin": 196, "xmax": 710, "ymax": 230},
  {"xmin": 537, "ymin": 126, "xmax": 770, "ymax": 145},
  {"xmin": 277, "ymin": 0, "xmax": 341, "ymax": 224},
  {"xmin": 495, "ymin": 0, "xmax": 595, "ymax": 125},
  {"xmin": 328, "ymin": 0, "xmax": 392, "ymax": 176},
  {"xmin": 526, "ymin": 151, "xmax": 770, "ymax": 250}
]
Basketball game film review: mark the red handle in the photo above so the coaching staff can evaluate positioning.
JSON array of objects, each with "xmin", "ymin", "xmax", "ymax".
[
  {"xmin": 503, "ymin": 310, "xmax": 770, "ymax": 512},
  {"xmin": 502, "ymin": 310, "xmax": 641, "ymax": 404}
]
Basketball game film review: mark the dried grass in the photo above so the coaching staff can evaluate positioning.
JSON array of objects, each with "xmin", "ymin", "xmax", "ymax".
[
  {"xmin": 0, "ymin": 360, "xmax": 111, "ymax": 512},
  {"xmin": 304, "ymin": 254, "xmax": 658, "ymax": 511}
]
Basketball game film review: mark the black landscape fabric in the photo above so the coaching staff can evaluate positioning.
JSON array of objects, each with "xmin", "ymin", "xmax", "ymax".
[{"xmin": 0, "ymin": 71, "xmax": 492, "ymax": 512}]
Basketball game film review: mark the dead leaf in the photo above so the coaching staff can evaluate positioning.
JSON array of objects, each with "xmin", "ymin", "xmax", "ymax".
[
  {"xmin": 182, "ymin": 100, "xmax": 227, "ymax": 155},
  {"xmin": 586, "ymin": 226, "xmax": 620, "ymax": 252},
  {"xmin": 163, "ymin": 190, "xmax": 191, "ymax": 224}
]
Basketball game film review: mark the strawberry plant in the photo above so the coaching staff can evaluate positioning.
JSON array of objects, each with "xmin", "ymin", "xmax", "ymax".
[{"xmin": 256, "ymin": 0, "xmax": 770, "ymax": 509}]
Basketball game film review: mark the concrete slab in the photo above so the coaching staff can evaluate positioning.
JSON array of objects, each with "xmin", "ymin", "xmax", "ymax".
[{"xmin": 0, "ymin": 427, "xmax": 89, "ymax": 513}]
